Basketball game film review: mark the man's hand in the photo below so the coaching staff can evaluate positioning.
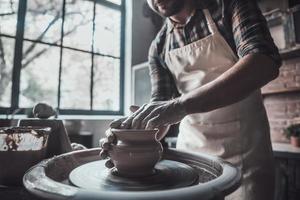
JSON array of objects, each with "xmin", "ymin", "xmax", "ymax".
[
  {"xmin": 121, "ymin": 98, "xmax": 186, "ymax": 130},
  {"xmin": 108, "ymin": 105, "xmax": 140, "ymax": 128},
  {"xmin": 99, "ymin": 100, "xmax": 186, "ymax": 169},
  {"xmin": 99, "ymin": 129, "xmax": 116, "ymax": 168},
  {"xmin": 99, "ymin": 106, "xmax": 140, "ymax": 168}
]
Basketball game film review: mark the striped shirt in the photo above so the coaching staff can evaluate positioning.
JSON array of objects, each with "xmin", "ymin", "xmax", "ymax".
[{"xmin": 148, "ymin": 0, "xmax": 282, "ymax": 101}]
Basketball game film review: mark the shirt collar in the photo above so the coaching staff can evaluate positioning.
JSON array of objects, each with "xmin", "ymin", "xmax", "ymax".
[
  {"xmin": 166, "ymin": 9, "xmax": 197, "ymax": 34},
  {"xmin": 165, "ymin": 0, "xmax": 213, "ymax": 34}
]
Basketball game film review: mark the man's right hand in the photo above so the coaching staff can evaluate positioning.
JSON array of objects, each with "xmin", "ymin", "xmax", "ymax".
[{"xmin": 109, "ymin": 105, "xmax": 140, "ymax": 128}]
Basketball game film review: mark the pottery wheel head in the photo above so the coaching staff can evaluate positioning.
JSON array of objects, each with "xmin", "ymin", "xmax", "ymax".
[{"xmin": 69, "ymin": 160, "xmax": 199, "ymax": 191}]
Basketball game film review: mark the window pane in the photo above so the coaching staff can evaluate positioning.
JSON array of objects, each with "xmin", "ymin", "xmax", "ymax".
[
  {"xmin": 60, "ymin": 49, "xmax": 91, "ymax": 110},
  {"xmin": 0, "ymin": 0, "xmax": 19, "ymax": 36},
  {"xmin": 63, "ymin": 0, "xmax": 93, "ymax": 51},
  {"xmin": 107, "ymin": 0, "xmax": 121, "ymax": 5},
  {"xmin": 24, "ymin": 0, "xmax": 62, "ymax": 44},
  {"xmin": 0, "ymin": 36, "xmax": 15, "ymax": 107},
  {"xmin": 94, "ymin": 4, "xmax": 120, "ymax": 57},
  {"xmin": 93, "ymin": 56, "xmax": 120, "ymax": 111},
  {"xmin": 20, "ymin": 42, "xmax": 60, "ymax": 108}
]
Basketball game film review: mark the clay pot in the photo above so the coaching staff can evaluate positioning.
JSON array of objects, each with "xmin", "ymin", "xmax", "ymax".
[
  {"xmin": 0, "ymin": 126, "xmax": 51, "ymax": 186},
  {"xmin": 290, "ymin": 136, "xmax": 300, "ymax": 148},
  {"xmin": 156, "ymin": 125, "xmax": 170, "ymax": 141},
  {"xmin": 110, "ymin": 129, "xmax": 163, "ymax": 177}
]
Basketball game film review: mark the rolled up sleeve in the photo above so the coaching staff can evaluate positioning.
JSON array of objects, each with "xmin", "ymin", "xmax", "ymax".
[
  {"xmin": 148, "ymin": 41, "xmax": 175, "ymax": 101},
  {"xmin": 229, "ymin": 0, "xmax": 282, "ymax": 67}
]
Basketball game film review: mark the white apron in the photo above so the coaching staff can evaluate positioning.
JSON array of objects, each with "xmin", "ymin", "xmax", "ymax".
[{"xmin": 165, "ymin": 9, "xmax": 275, "ymax": 200}]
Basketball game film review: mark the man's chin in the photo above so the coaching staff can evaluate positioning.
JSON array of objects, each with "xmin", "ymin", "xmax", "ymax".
[{"xmin": 157, "ymin": 8, "xmax": 173, "ymax": 17}]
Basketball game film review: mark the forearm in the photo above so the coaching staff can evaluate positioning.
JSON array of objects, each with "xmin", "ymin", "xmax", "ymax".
[
  {"xmin": 149, "ymin": 65, "xmax": 177, "ymax": 102},
  {"xmin": 180, "ymin": 54, "xmax": 279, "ymax": 114}
]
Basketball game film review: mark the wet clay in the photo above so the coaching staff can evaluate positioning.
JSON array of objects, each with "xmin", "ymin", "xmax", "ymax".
[
  {"xmin": 109, "ymin": 129, "xmax": 163, "ymax": 177},
  {"xmin": 0, "ymin": 127, "xmax": 50, "ymax": 186},
  {"xmin": 0, "ymin": 127, "xmax": 49, "ymax": 151},
  {"xmin": 18, "ymin": 119, "xmax": 73, "ymax": 157}
]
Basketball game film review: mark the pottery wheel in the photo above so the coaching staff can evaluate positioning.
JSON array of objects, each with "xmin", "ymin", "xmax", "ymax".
[{"xmin": 69, "ymin": 160, "xmax": 199, "ymax": 191}]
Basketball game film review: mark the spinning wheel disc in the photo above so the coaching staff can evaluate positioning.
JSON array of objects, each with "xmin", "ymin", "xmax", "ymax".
[{"xmin": 69, "ymin": 160, "xmax": 199, "ymax": 191}]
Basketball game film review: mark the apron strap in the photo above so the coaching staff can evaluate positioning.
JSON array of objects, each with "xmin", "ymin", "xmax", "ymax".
[
  {"xmin": 164, "ymin": 31, "xmax": 171, "ymax": 62},
  {"xmin": 203, "ymin": 9, "xmax": 218, "ymax": 34},
  {"xmin": 165, "ymin": 9, "xmax": 219, "ymax": 61}
]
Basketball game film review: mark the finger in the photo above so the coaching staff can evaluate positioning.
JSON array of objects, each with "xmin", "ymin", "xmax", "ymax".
[
  {"xmin": 99, "ymin": 149, "xmax": 109, "ymax": 159},
  {"xmin": 105, "ymin": 129, "xmax": 112, "ymax": 137},
  {"xmin": 120, "ymin": 115, "xmax": 135, "ymax": 129},
  {"xmin": 140, "ymin": 108, "xmax": 161, "ymax": 129},
  {"xmin": 105, "ymin": 129, "xmax": 116, "ymax": 144},
  {"xmin": 130, "ymin": 105, "xmax": 140, "ymax": 113},
  {"xmin": 110, "ymin": 117, "xmax": 127, "ymax": 128},
  {"xmin": 105, "ymin": 160, "xmax": 114, "ymax": 168},
  {"xmin": 107, "ymin": 133, "xmax": 116, "ymax": 144},
  {"xmin": 102, "ymin": 141, "xmax": 111, "ymax": 150},
  {"xmin": 110, "ymin": 106, "xmax": 140, "ymax": 128},
  {"xmin": 99, "ymin": 138, "xmax": 106, "ymax": 148},
  {"xmin": 121, "ymin": 105, "xmax": 146, "ymax": 129},
  {"xmin": 100, "ymin": 138, "xmax": 111, "ymax": 150},
  {"xmin": 120, "ymin": 118, "xmax": 132, "ymax": 129},
  {"xmin": 131, "ymin": 106, "xmax": 154, "ymax": 129},
  {"xmin": 145, "ymin": 115, "xmax": 161, "ymax": 130}
]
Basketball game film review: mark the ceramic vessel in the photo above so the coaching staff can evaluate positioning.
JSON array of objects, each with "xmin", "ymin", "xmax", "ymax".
[
  {"xmin": 0, "ymin": 126, "xmax": 51, "ymax": 186},
  {"xmin": 156, "ymin": 125, "xmax": 170, "ymax": 141},
  {"xmin": 109, "ymin": 128, "xmax": 163, "ymax": 177}
]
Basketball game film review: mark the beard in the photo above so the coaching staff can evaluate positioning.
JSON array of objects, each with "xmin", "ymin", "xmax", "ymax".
[{"xmin": 147, "ymin": 0, "xmax": 185, "ymax": 17}]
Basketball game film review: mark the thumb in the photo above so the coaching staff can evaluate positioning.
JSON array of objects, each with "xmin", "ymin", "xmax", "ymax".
[{"xmin": 129, "ymin": 105, "xmax": 140, "ymax": 113}]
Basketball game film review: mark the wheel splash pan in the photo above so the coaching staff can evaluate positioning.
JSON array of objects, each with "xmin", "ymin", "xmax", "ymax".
[{"xmin": 23, "ymin": 148, "xmax": 241, "ymax": 200}]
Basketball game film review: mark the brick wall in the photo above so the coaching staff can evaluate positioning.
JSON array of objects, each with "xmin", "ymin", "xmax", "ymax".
[{"xmin": 262, "ymin": 57, "xmax": 300, "ymax": 143}]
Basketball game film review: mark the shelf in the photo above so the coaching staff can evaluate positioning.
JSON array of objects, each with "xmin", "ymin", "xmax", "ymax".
[
  {"xmin": 262, "ymin": 87, "xmax": 300, "ymax": 95},
  {"xmin": 273, "ymin": 142, "xmax": 300, "ymax": 159},
  {"xmin": 280, "ymin": 45, "xmax": 300, "ymax": 60},
  {"xmin": 273, "ymin": 142, "xmax": 300, "ymax": 154}
]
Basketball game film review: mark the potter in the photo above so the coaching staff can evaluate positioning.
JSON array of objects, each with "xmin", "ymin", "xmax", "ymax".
[{"xmin": 102, "ymin": 0, "xmax": 281, "ymax": 199}]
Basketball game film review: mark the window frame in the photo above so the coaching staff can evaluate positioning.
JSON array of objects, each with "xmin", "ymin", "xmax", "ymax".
[{"xmin": 0, "ymin": 0, "xmax": 126, "ymax": 116}]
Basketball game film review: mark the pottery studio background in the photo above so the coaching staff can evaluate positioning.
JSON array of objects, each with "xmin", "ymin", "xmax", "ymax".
[{"xmin": 0, "ymin": 0, "xmax": 300, "ymax": 199}]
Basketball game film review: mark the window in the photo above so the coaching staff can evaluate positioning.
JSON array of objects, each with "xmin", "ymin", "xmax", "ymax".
[{"xmin": 0, "ymin": 0, "xmax": 125, "ymax": 116}]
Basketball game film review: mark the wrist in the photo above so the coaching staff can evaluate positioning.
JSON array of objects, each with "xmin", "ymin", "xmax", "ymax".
[{"xmin": 176, "ymin": 96, "xmax": 189, "ymax": 117}]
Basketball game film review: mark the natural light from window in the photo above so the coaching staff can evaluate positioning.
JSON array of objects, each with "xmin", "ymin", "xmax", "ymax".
[{"xmin": 0, "ymin": 0, "xmax": 124, "ymax": 115}]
